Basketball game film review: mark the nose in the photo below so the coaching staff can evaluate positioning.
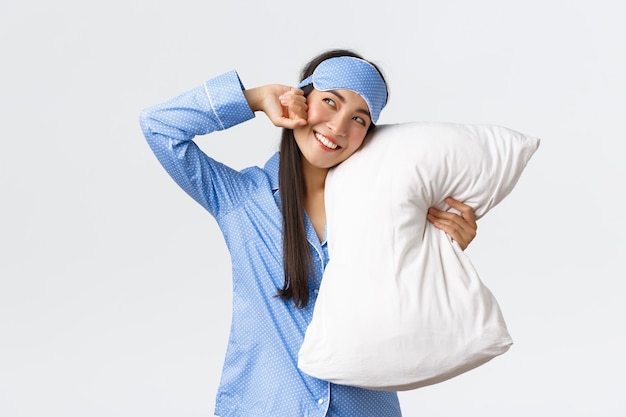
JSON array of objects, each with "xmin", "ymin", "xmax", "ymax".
[{"xmin": 327, "ymin": 114, "xmax": 350, "ymax": 137}]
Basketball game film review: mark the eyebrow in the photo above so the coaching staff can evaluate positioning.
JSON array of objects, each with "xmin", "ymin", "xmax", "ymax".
[{"xmin": 328, "ymin": 90, "xmax": 371, "ymax": 119}]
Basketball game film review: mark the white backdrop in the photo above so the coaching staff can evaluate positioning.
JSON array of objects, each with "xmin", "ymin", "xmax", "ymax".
[{"xmin": 1, "ymin": 0, "xmax": 624, "ymax": 416}]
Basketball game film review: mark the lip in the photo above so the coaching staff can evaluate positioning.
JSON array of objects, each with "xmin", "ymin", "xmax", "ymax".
[{"xmin": 314, "ymin": 131, "xmax": 340, "ymax": 151}]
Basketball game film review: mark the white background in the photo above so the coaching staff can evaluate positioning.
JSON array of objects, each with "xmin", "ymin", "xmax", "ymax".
[{"xmin": 1, "ymin": 0, "xmax": 625, "ymax": 416}]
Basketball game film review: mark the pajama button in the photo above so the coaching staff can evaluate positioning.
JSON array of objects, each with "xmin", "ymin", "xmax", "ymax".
[{"xmin": 318, "ymin": 398, "xmax": 324, "ymax": 404}]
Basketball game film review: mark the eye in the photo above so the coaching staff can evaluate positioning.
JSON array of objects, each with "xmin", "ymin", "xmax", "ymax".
[
  {"xmin": 323, "ymin": 97, "xmax": 336, "ymax": 107},
  {"xmin": 353, "ymin": 116, "xmax": 367, "ymax": 126}
]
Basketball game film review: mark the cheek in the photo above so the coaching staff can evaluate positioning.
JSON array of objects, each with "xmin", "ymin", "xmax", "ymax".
[
  {"xmin": 347, "ymin": 130, "xmax": 367, "ymax": 149},
  {"xmin": 305, "ymin": 102, "xmax": 329, "ymax": 123},
  {"xmin": 306, "ymin": 107, "xmax": 322, "ymax": 124}
]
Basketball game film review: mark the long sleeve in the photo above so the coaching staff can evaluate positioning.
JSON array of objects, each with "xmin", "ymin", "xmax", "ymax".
[{"xmin": 139, "ymin": 70, "xmax": 256, "ymax": 218}]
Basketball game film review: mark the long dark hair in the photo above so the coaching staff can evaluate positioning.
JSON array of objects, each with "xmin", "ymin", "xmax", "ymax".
[{"xmin": 277, "ymin": 49, "xmax": 388, "ymax": 308}]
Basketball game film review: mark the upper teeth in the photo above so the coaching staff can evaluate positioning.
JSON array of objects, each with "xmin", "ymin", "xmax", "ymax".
[{"xmin": 315, "ymin": 133, "xmax": 338, "ymax": 149}]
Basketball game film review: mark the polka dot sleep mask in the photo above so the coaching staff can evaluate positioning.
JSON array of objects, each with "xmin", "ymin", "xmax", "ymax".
[{"xmin": 297, "ymin": 56, "xmax": 388, "ymax": 123}]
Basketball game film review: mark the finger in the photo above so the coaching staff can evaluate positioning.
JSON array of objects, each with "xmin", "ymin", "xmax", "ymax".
[
  {"xmin": 265, "ymin": 105, "xmax": 304, "ymax": 129},
  {"xmin": 280, "ymin": 89, "xmax": 308, "ymax": 124},
  {"xmin": 445, "ymin": 197, "xmax": 477, "ymax": 223},
  {"xmin": 274, "ymin": 115, "xmax": 307, "ymax": 129},
  {"xmin": 427, "ymin": 215, "xmax": 472, "ymax": 250},
  {"xmin": 427, "ymin": 207, "xmax": 476, "ymax": 250},
  {"xmin": 288, "ymin": 100, "xmax": 308, "ymax": 123},
  {"xmin": 427, "ymin": 210, "xmax": 467, "ymax": 233},
  {"xmin": 428, "ymin": 206, "xmax": 468, "ymax": 225},
  {"xmin": 279, "ymin": 88, "xmax": 305, "ymax": 106}
]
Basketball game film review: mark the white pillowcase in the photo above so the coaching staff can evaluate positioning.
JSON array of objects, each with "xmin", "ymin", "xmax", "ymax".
[{"xmin": 298, "ymin": 122, "xmax": 540, "ymax": 391}]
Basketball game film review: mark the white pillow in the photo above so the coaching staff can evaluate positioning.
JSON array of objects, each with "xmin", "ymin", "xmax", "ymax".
[{"xmin": 298, "ymin": 122, "xmax": 540, "ymax": 391}]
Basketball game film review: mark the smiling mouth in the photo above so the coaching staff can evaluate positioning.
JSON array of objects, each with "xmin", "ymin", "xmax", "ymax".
[{"xmin": 315, "ymin": 132, "xmax": 339, "ymax": 150}]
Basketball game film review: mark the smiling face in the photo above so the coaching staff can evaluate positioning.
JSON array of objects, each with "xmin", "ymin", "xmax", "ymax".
[{"xmin": 294, "ymin": 88, "xmax": 372, "ymax": 171}]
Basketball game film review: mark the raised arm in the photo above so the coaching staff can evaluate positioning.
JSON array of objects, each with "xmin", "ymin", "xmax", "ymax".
[
  {"xmin": 140, "ymin": 71, "xmax": 310, "ymax": 218},
  {"xmin": 139, "ymin": 70, "xmax": 256, "ymax": 217}
]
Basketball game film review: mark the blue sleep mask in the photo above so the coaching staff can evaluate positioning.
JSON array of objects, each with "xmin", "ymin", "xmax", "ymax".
[{"xmin": 297, "ymin": 56, "xmax": 388, "ymax": 123}]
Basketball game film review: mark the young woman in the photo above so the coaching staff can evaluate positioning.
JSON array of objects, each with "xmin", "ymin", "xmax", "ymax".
[{"xmin": 140, "ymin": 49, "xmax": 477, "ymax": 417}]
